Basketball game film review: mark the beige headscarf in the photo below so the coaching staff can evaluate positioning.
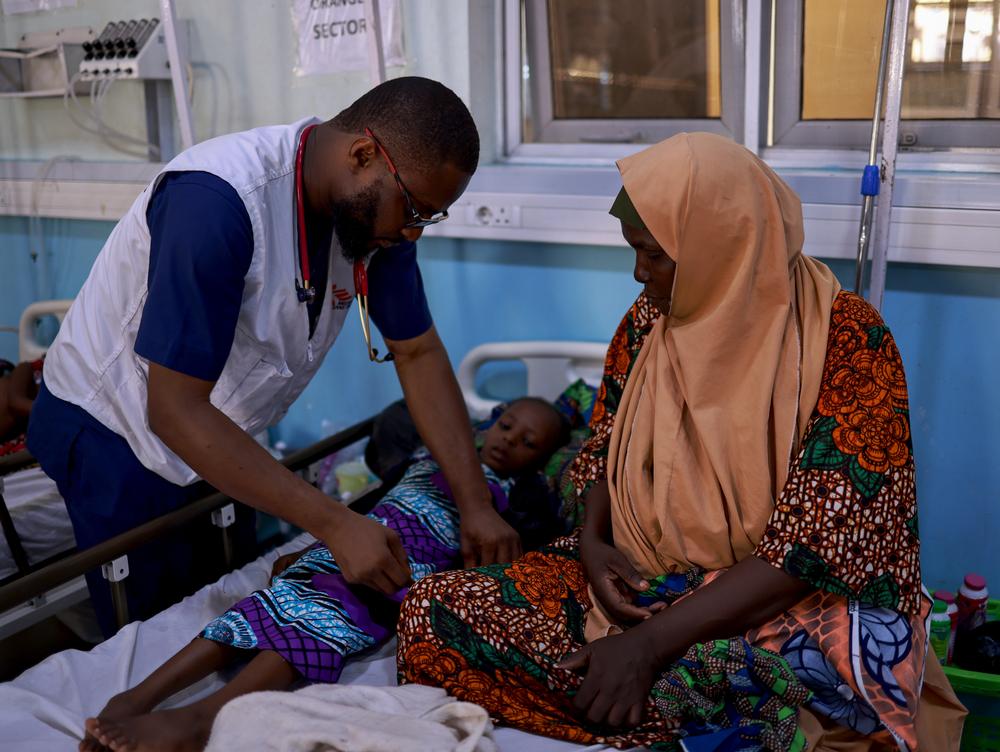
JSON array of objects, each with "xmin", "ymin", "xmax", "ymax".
[{"xmin": 587, "ymin": 133, "xmax": 841, "ymax": 640}]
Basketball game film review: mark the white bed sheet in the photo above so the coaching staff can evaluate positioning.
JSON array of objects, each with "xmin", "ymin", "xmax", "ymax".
[
  {"xmin": 0, "ymin": 533, "xmax": 616, "ymax": 752},
  {"xmin": 0, "ymin": 466, "xmax": 75, "ymax": 580}
]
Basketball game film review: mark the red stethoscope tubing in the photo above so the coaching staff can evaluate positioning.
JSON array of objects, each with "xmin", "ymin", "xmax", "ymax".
[
  {"xmin": 353, "ymin": 259, "xmax": 368, "ymax": 296},
  {"xmin": 294, "ymin": 124, "xmax": 316, "ymax": 297},
  {"xmin": 296, "ymin": 124, "xmax": 367, "ymax": 302}
]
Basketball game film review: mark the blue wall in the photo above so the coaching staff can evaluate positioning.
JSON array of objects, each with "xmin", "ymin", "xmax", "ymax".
[{"xmin": 2, "ymin": 216, "xmax": 997, "ymax": 594}]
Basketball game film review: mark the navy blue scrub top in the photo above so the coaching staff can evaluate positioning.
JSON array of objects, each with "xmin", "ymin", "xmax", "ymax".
[{"xmin": 134, "ymin": 170, "xmax": 433, "ymax": 381}]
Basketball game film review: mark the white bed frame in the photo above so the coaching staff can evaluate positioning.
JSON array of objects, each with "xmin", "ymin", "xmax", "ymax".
[
  {"xmin": 18, "ymin": 299, "xmax": 73, "ymax": 362},
  {"xmin": 457, "ymin": 340, "xmax": 607, "ymax": 418}
]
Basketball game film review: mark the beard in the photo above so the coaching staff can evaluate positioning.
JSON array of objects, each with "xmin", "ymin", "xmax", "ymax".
[{"xmin": 329, "ymin": 183, "xmax": 380, "ymax": 262}]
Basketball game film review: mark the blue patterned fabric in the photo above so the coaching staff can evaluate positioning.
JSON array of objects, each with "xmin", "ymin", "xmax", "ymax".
[
  {"xmin": 781, "ymin": 630, "xmax": 882, "ymax": 736},
  {"xmin": 201, "ymin": 455, "xmax": 512, "ymax": 682}
]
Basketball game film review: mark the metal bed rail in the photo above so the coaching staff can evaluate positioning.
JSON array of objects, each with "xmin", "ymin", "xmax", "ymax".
[
  {"xmin": 0, "ymin": 450, "xmax": 37, "ymax": 577},
  {"xmin": 0, "ymin": 417, "xmax": 374, "ymax": 627}
]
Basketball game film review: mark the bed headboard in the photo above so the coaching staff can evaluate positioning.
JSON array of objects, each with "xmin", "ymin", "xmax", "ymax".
[
  {"xmin": 457, "ymin": 340, "xmax": 608, "ymax": 418},
  {"xmin": 18, "ymin": 300, "xmax": 73, "ymax": 362}
]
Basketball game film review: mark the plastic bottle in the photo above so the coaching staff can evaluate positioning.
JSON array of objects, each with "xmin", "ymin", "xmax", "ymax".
[
  {"xmin": 335, "ymin": 460, "xmax": 373, "ymax": 500},
  {"xmin": 956, "ymin": 573, "xmax": 989, "ymax": 633},
  {"xmin": 929, "ymin": 599, "xmax": 952, "ymax": 663},
  {"xmin": 933, "ymin": 590, "xmax": 959, "ymax": 664}
]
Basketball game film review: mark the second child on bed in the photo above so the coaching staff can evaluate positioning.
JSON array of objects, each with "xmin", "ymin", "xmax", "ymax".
[{"xmin": 83, "ymin": 397, "xmax": 570, "ymax": 752}]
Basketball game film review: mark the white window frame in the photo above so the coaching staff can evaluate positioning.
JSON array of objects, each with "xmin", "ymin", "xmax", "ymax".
[
  {"xmin": 503, "ymin": 0, "xmax": 747, "ymax": 162},
  {"xmin": 771, "ymin": 0, "xmax": 1000, "ymax": 150},
  {"xmin": 5, "ymin": 0, "xmax": 1000, "ymax": 272}
]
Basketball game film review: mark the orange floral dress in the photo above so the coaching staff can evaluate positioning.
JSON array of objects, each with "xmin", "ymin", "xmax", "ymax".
[{"xmin": 398, "ymin": 292, "xmax": 932, "ymax": 751}]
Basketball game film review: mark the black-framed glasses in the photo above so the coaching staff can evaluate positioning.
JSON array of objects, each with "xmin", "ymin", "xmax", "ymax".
[{"xmin": 365, "ymin": 127, "xmax": 449, "ymax": 229}]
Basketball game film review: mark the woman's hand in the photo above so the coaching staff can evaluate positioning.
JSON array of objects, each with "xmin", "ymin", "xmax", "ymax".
[
  {"xmin": 580, "ymin": 479, "xmax": 662, "ymax": 624},
  {"xmin": 580, "ymin": 535, "xmax": 664, "ymax": 624},
  {"xmin": 558, "ymin": 627, "xmax": 660, "ymax": 729}
]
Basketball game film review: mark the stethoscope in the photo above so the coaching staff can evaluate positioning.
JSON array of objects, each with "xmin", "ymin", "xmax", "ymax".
[{"xmin": 294, "ymin": 124, "xmax": 392, "ymax": 363}]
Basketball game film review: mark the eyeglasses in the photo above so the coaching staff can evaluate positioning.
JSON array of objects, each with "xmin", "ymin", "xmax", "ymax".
[{"xmin": 365, "ymin": 127, "xmax": 449, "ymax": 229}]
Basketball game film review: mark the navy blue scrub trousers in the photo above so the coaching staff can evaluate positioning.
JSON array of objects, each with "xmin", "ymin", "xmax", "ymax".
[{"xmin": 27, "ymin": 381, "xmax": 256, "ymax": 637}]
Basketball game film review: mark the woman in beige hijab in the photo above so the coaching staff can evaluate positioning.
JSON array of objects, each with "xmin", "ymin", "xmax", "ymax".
[{"xmin": 397, "ymin": 134, "xmax": 965, "ymax": 751}]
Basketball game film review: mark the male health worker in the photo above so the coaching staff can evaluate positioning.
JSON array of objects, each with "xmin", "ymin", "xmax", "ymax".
[{"xmin": 27, "ymin": 77, "xmax": 520, "ymax": 635}]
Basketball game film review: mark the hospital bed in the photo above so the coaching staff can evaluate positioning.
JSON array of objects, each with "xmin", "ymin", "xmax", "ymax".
[
  {"xmin": 0, "ymin": 300, "xmax": 89, "ymax": 640},
  {"xmin": 0, "ymin": 298, "xmax": 355, "ymax": 639},
  {"xmin": 0, "ymin": 466, "xmax": 74, "ymax": 583},
  {"xmin": 0, "ymin": 338, "xmax": 614, "ymax": 751}
]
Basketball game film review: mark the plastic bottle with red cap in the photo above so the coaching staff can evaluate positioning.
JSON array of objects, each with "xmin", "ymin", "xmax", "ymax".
[
  {"xmin": 956, "ymin": 573, "xmax": 989, "ymax": 634},
  {"xmin": 932, "ymin": 589, "xmax": 959, "ymax": 663}
]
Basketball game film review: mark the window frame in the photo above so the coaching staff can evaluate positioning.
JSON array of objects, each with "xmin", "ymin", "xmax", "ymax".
[
  {"xmin": 770, "ymin": 0, "xmax": 1000, "ymax": 150},
  {"xmin": 449, "ymin": 0, "xmax": 1000, "ymax": 272},
  {"xmin": 503, "ymin": 0, "xmax": 747, "ymax": 160}
]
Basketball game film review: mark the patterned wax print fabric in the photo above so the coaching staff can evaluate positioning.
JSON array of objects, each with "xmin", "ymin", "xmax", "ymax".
[
  {"xmin": 564, "ymin": 293, "xmax": 660, "ymax": 523},
  {"xmin": 547, "ymin": 379, "xmax": 597, "ymax": 527},
  {"xmin": 202, "ymin": 452, "xmax": 512, "ymax": 683},
  {"xmin": 398, "ymin": 291, "xmax": 930, "ymax": 750}
]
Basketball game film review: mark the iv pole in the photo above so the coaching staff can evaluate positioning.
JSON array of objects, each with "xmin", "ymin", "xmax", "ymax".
[
  {"xmin": 854, "ymin": 0, "xmax": 894, "ymax": 297},
  {"xmin": 867, "ymin": 0, "xmax": 912, "ymax": 312},
  {"xmin": 855, "ymin": 0, "xmax": 912, "ymax": 311}
]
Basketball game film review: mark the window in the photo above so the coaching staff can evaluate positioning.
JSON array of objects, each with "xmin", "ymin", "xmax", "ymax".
[
  {"xmin": 506, "ymin": 0, "xmax": 745, "ymax": 157},
  {"xmin": 772, "ymin": 0, "xmax": 1000, "ymax": 149}
]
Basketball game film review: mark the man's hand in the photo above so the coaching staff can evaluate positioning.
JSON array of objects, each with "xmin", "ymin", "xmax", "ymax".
[
  {"xmin": 460, "ymin": 504, "xmax": 522, "ymax": 568},
  {"xmin": 146, "ymin": 362, "xmax": 412, "ymax": 597},
  {"xmin": 322, "ymin": 513, "xmax": 412, "ymax": 594},
  {"xmin": 558, "ymin": 627, "xmax": 660, "ymax": 729},
  {"xmin": 580, "ymin": 535, "xmax": 664, "ymax": 625}
]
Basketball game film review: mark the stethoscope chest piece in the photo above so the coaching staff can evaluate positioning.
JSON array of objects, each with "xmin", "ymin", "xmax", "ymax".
[{"xmin": 296, "ymin": 284, "xmax": 317, "ymax": 304}]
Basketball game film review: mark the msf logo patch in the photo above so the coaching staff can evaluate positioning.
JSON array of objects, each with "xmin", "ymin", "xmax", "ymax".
[{"xmin": 331, "ymin": 284, "xmax": 353, "ymax": 310}]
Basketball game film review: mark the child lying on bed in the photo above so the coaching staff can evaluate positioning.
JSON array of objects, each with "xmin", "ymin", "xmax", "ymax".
[{"xmin": 82, "ymin": 397, "xmax": 570, "ymax": 752}]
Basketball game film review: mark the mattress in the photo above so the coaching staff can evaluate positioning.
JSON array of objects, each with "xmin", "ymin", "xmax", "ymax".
[{"xmin": 0, "ymin": 533, "xmax": 618, "ymax": 751}]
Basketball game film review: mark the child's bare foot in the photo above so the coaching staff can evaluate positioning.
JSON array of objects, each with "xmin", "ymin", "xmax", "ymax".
[
  {"xmin": 80, "ymin": 688, "xmax": 159, "ymax": 751},
  {"xmin": 86, "ymin": 705, "xmax": 212, "ymax": 752}
]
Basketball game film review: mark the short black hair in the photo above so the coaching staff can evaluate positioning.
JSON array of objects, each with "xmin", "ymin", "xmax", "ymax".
[
  {"xmin": 330, "ymin": 76, "xmax": 479, "ymax": 176},
  {"xmin": 508, "ymin": 397, "xmax": 572, "ymax": 454}
]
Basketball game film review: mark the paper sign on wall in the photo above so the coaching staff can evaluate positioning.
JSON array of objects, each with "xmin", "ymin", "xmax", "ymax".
[
  {"xmin": 2, "ymin": 0, "xmax": 76, "ymax": 14},
  {"xmin": 292, "ymin": 0, "xmax": 404, "ymax": 77}
]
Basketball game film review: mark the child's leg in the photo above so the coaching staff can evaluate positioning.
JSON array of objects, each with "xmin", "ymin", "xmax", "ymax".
[
  {"xmin": 79, "ymin": 638, "xmax": 239, "ymax": 752},
  {"xmin": 86, "ymin": 649, "xmax": 297, "ymax": 752}
]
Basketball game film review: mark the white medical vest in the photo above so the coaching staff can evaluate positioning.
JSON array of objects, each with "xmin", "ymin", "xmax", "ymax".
[{"xmin": 44, "ymin": 117, "xmax": 360, "ymax": 485}]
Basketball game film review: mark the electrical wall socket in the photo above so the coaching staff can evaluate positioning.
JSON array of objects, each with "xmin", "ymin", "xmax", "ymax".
[{"xmin": 469, "ymin": 203, "xmax": 521, "ymax": 228}]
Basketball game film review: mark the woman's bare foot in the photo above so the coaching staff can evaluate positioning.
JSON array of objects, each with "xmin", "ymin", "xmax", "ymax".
[
  {"xmin": 80, "ymin": 688, "xmax": 160, "ymax": 752},
  {"xmin": 85, "ymin": 705, "xmax": 213, "ymax": 752}
]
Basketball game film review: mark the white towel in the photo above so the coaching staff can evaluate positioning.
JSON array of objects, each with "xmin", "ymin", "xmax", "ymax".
[{"xmin": 205, "ymin": 682, "xmax": 498, "ymax": 752}]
